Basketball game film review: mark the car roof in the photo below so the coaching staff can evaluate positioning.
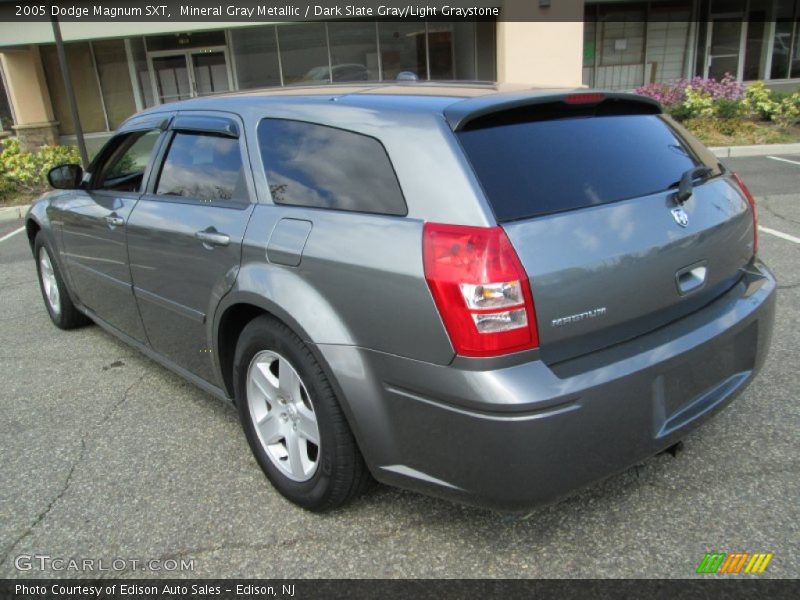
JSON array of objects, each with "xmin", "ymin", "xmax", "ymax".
[{"xmin": 130, "ymin": 82, "xmax": 658, "ymax": 131}]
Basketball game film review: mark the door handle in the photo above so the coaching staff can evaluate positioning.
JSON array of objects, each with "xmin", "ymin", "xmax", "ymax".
[
  {"xmin": 105, "ymin": 214, "xmax": 124, "ymax": 227},
  {"xmin": 195, "ymin": 230, "xmax": 230, "ymax": 248}
]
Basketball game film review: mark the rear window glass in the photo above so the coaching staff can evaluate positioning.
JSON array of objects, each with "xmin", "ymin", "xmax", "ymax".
[
  {"xmin": 458, "ymin": 114, "xmax": 712, "ymax": 222},
  {"xmin": 258, "ymin": 119, "xmax": 407, "ymax": 216}
]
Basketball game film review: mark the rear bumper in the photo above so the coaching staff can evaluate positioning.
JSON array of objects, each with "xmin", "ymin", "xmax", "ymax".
[{"xmin": 316, "ymin": 260, "xmax": 776, "ymax": 511}]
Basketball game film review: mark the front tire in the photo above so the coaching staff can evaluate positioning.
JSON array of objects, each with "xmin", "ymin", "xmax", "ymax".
[
  {"xmin": 34, "ymin": 233, "xmax": 88, "ymax": 330},
  {"xmin": 234, "ymin": 315, "xmax": 372, "ymax": 511}
]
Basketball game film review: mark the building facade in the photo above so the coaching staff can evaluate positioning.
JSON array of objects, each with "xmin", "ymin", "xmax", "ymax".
[
  {"xmin": 0, "ymin": 0, "xmax": 798, "ymax": 151},
  {"xmin": 583, "ymin": 0, "xmax": 800, "ymax": 91}
]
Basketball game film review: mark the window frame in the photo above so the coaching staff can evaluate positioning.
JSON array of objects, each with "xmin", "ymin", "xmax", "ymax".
[
  {"xmin": 144, "ymin": 110, "xmax": 254, "ymax": 209},
  {"xmin": 256, "ymin": 117, "xmax": 408, "ymax": 218}
]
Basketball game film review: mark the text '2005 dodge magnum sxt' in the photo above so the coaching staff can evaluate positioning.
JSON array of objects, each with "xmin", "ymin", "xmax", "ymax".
[{"xmin": 27, "ymin": 83, "xmax": 775, "ymax": 511}]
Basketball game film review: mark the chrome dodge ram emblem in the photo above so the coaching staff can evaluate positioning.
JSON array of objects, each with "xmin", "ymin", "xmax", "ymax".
[{"xmin": 671, "ymin": 206, "xmax": 689, "ymax": 227}]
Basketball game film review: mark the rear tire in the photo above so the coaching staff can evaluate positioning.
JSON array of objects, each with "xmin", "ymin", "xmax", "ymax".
[
  {"xmin": 234, "ymin": 315, "xmax": 373, "ymax": 511},
  {"xmin": 34, "ymin": 232, "xmax": 89, "ymax": 330}
]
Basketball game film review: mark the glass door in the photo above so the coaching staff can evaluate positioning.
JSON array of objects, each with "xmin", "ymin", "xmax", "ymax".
[
  {"xmin": 705, "ymin": 18, "xmax": 744, "ymax": 80},
  {"xmin": 151, "ymin": 54, "xmax": 192, "ymax": 104},
  {"xmin": 190, "ymin": 50, "xmax": 231, "ymax": 96},
  {"xmin": 148, "ymin": 48, "xmax": 232, "ymax": 105}
]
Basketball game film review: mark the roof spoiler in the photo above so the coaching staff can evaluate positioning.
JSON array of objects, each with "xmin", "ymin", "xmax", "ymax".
[{"xmin": 444, "ymin": 91, "xmax": 662, "ymax": 131}]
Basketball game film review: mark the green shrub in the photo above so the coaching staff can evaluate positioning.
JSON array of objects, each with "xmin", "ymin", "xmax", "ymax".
[
  {"xmin": 0, "ymin": 138, "xmax": 81, "ymax": 197},
  {"xmin": 771, "ymin": 93, "xmax": 800, "ymax": 129},
  {"xmin": 743, "ymin": 81, "xmax": 776, "ymax": 120},
  {"xmin": 667, "ymin": 102, "xmax": 694, "ymax": 122},
  {"xmin": 0, "ymin": 172, "xmax": 18, "ymax": 203},
  {"xmin": 715, "ymin": 98, "xmax": 743, "ymax": 119}
]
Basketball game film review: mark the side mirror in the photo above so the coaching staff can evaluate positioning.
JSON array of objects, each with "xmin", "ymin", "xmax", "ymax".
[{"xmin": 47, "ymin": 164, "xmax": 83, "ymax": 190}]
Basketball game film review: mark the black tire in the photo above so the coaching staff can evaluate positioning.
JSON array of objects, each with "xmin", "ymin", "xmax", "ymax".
[
  {"xmin": 234, "ymin": 315, "xmax": 373, "ymax": 511},
  {"xmin": 34, "ymin": 232, "xmax": 89, "ymax": 330}
]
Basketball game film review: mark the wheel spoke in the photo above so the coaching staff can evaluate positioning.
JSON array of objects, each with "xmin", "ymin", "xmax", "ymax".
[
  {"xmin": 278, "ymin": 358, "xmax": 302, "ymax": 403},
  {"xmin": 250, "ymin": 362, "xmax": 279, "ymax": 403},
  {"xmin": 295, "ymin": 406, "xmax": 319, "ymax": 446},
  {"xmin": 285, "ymin": 433, "xmax": 306, "ymax": 479},
  {"xmin": 256, "ymin": 412, "xmax": 282, "ymax": 444}
]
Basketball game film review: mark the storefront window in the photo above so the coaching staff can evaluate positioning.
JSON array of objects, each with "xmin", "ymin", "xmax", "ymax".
[
  {"xmin": 583, "ymin": 15, "xmax": 597, "ymax": 87},
  {"xmin": 278, "ymin": 23, "xmax": 329, "ymax": 84},
  {"xmin": 475, "ymin": 21, "xmax": 496, "ymax": 80},
  {"xmin": 35, "ymin": 21, "xmax": 495, "ymax": 137},
  {"xmin": 379, "ymin": 22, "xmax": 428, "ymax": 80},
  {"xmin": 646, "ymin": 3, "xmax": 692, "ymax": 83},
  {"xmin": 92, "ymin": 40, "xmax": 136, "ymax": 129},
  {"xmin": 744, "ymin": 0, "xmax": 768, "ymax": 81},
  {"xmin": 128, "ymin": 37, "xmax": 155, "ymax": 108},
  {"xmin": 771, "ymin": 0, "xmax": 799, "ymax": 79},
  {"xmin": 327, "ymin": 21, "xmax": 378, "ymax": 81},
  {"xmin": 230, "ymin": 25, "xmax": 281, "ymax": 89}
]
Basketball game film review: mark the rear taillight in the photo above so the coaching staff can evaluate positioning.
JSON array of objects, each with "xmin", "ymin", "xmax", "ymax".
[
  {"xmin": 732, "ymin": 172, "xmax": 758, "ymax": 255},
  {"xmin": 423, "ymin": 223, "xmax": 539, "ymax": 357}
]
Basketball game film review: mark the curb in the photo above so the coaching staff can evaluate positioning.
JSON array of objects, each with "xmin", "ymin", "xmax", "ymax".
[
  {"xmin": 710, "ymin": 142, "xmax": 800, "ymax": 158},
  {"xmin": 0, "ymin": 204, "xmax": 28, "ymax": 223}
]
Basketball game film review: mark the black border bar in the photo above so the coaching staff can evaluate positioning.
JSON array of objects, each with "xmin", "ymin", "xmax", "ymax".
[{"xmin": 3, "ymin": 579, "xmax": 800, "ymax": 600}]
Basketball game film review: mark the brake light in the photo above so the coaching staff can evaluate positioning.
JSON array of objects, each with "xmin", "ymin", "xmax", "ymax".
[
  {"xmin": 732, "ymin": 172, "xmax": 758, "ymax": 255},
  {"xmin": 564, "ymin": 93, "xmax": 605, "ymax": 105},
  {"xmin": 423, "ymin": 223, "xmax": 539, "ymax": 357}
]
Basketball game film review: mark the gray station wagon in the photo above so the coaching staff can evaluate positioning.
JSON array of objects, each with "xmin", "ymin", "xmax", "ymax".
[{"xmin": 26, "ymin": 83, "xmax": 775, "ymax": 511}]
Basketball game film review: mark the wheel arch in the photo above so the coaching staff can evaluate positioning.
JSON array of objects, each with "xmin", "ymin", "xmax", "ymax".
[
  {"xmin": 25, "ymin": 217, "xmax": 41, "ymax": 251},
  {"xmin": 213, "ymin": 292, "xmax": 335, "ymax": 401}
]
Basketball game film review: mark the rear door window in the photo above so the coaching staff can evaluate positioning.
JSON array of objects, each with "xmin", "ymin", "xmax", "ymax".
[
  {"xmin": 457, "ymin": 113, "xmax": 718, "ymax": 222},
  {"xmin": 257, "ymin": 118, "xmax": 407, "ymax": 216}
]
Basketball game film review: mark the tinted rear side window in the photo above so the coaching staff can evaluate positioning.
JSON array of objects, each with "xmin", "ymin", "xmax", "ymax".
[
  {"xmin": 458, "ymin": 114, "xmax": 709, "ymax": 222},
  {"xmin": 258, "ymin": 119, "xmax": 406, "ymax": 216}
]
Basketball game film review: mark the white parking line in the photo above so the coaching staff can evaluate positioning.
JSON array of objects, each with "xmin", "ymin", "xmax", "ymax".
[
  {"xmin": 759, "ymin": 225, "xmax": 800, "ymax": 244},
  {"xmin": 767, "ymin": 155, "xmax": 800, "ymax": 167},
  {"xmin": 0, "ymin": 226, "xmax": 25, "ymax": 244}
]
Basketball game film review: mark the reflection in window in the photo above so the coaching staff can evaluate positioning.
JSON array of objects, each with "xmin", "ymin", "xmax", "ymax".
[
  {"xmin": 278, "ymin": 23, "xmax": 329, "ymax": 84},
  {"xmin": 258, "ymin": 119, "xmax": 406, "ymax": 216},
  {"xmin": 427, "ymin": 23, "xmax": 455, "ymax": 79},
  {"xmin": 100, "ymin": 130, "xmax": 161, "ymax": 188},
  {"xmin": 157, "ymin": 133, "xmax": 246, "ymax": 203},
  {"xmin": 328, "ymin": 22, "xmax": 378, "ymax": 81},
  {"xmin": 378, "ymin": 22, "xmax": 428, "ymax": 80},
  {"xmin": 231, "ymin": 25, "xmax": 282, "ymax": 88},
  {"xmin": 770, "ymin": 0, "xmax": 800, "ymax": 79}
]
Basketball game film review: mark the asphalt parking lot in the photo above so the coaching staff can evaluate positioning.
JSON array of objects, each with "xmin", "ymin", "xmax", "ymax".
[{"xmin": 0, "ymin": 154, "xmax": 798, "ymax": 579}]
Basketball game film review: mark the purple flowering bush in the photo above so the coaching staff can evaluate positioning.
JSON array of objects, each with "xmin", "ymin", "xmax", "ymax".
[
  {"xmin": 635, "ymin": 74, "xmax": 745, "ymax": 120},
  {"xmin": 634, "ymin": 74, "xmax": 800, "ymax": 144}
]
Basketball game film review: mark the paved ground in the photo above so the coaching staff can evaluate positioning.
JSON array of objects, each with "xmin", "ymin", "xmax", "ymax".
[{"xmin": 1, "ymin": 155, "xmax": 798, "ymax": 579}]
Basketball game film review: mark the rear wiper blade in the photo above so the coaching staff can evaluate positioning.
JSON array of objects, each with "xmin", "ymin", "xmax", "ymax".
[{"xmin": 673, "ymin": 166, "xmax": 713, "ymax": 204}]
